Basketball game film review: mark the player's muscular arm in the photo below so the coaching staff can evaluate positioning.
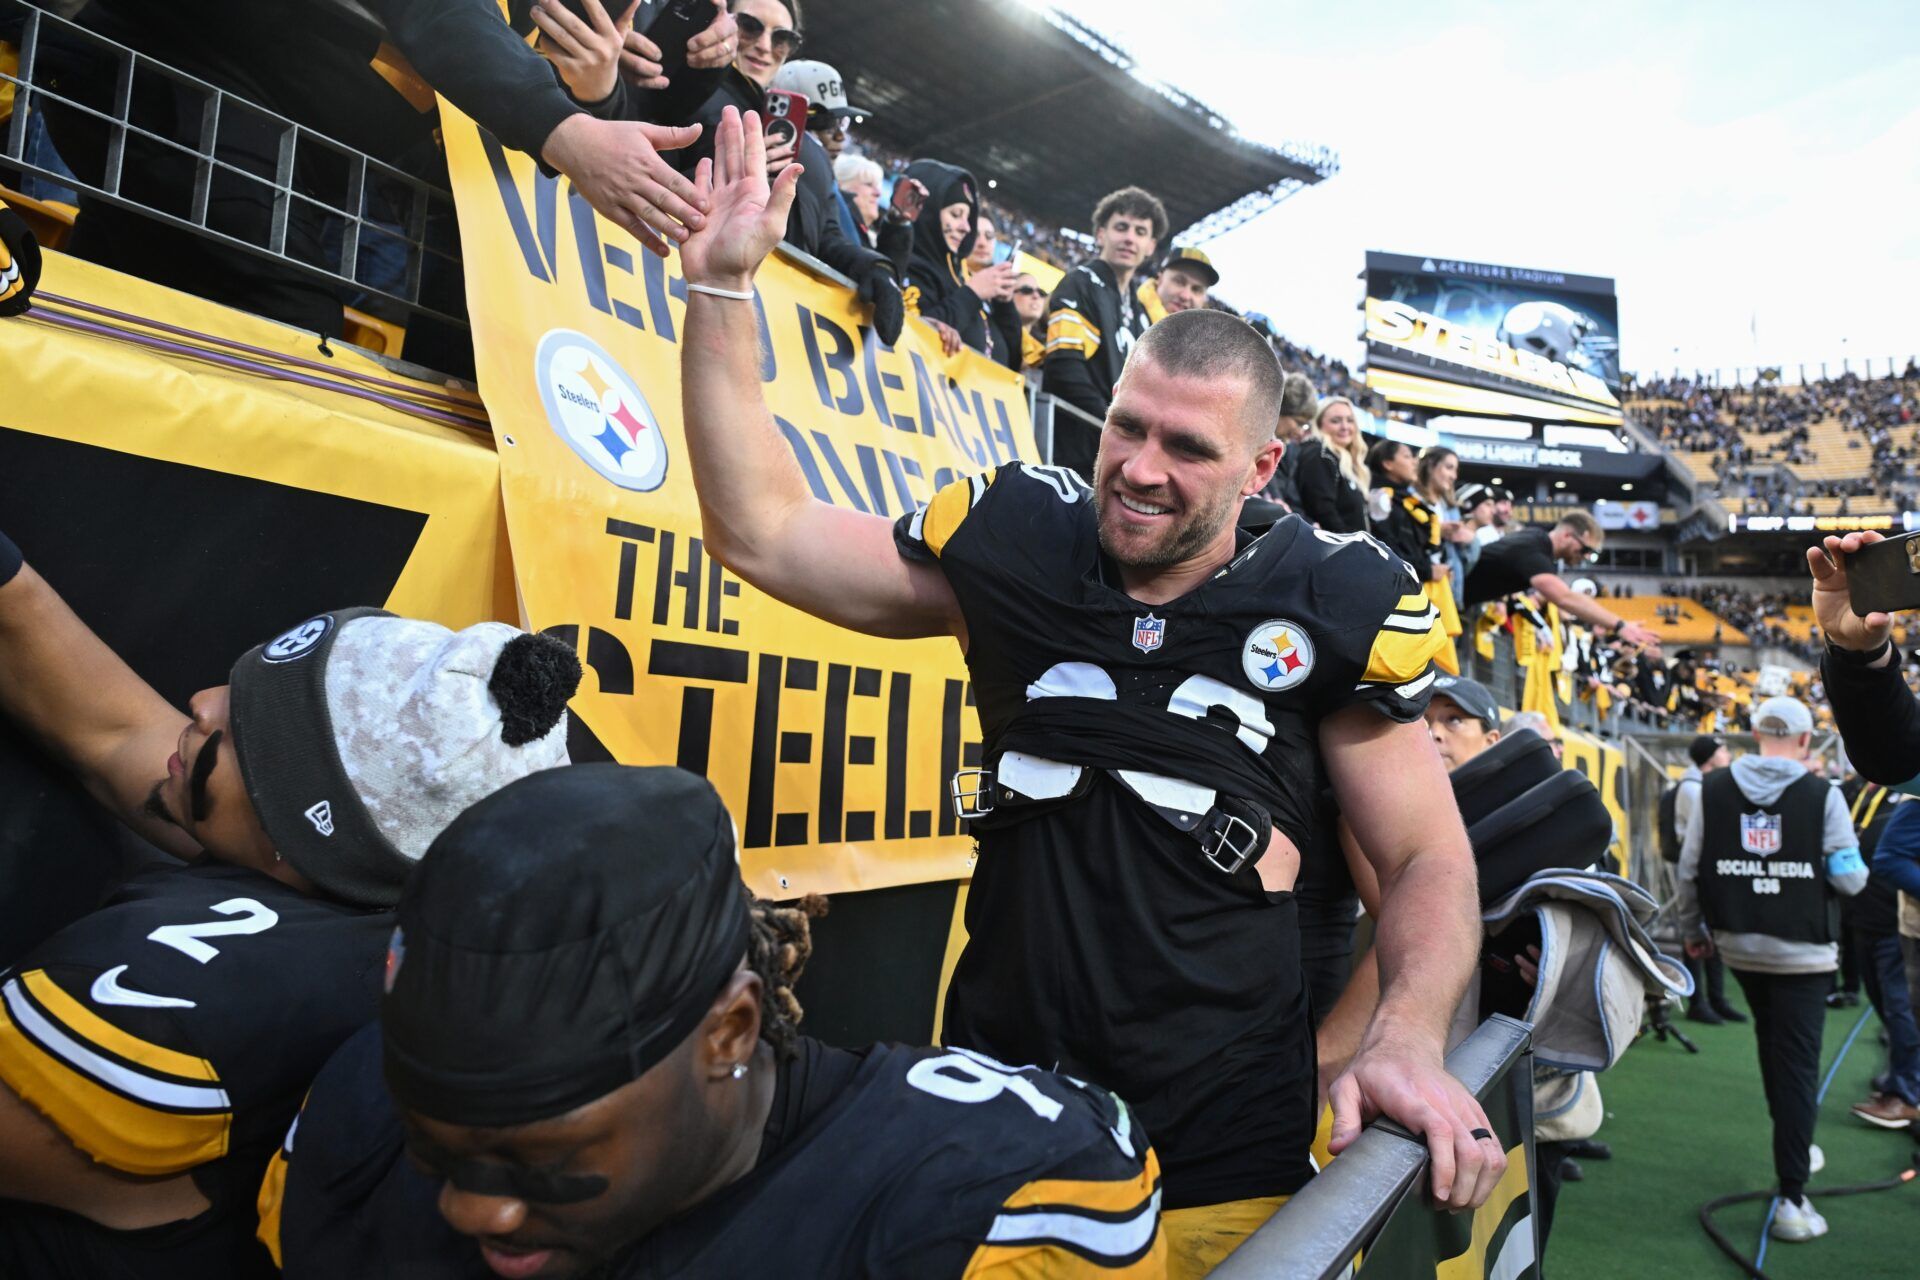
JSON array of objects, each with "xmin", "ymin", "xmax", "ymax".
[
  {"xmin": 0, "ymin": 562, "xmax": 198, "ymax": 857},
  {"xmin": 0, "ymin": 1082, "xmax": 210, "ymax": 1230},
  {"xmin": 1320, "ymin": 706, "xmax": 1504, "ymax": 1212},
  {"xmin": 677, "ymin": 108, "xmax": 962, "ymax": 642}
]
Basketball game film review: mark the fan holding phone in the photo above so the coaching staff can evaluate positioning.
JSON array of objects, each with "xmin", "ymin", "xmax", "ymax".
[
  {"xmin": 664, "ymin": 0, "xmax": 907, "ymax": 344},
  {"xmin": 1811, "ymin": 530, "xmax": 1920, "ymax": 790},
  {"xmin": 533, "ymin": 0, "xmax": 738, "ymax": 114}
]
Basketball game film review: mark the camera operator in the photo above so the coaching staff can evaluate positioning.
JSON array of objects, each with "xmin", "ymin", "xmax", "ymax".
[{"xmin": 1674, "ymin": 696, "xmax": 1867, "ymax": 1245}]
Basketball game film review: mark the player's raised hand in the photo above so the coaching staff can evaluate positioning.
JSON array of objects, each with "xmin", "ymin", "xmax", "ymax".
[
  {"xmin": 680, "ymin": 106, "xmax": 802, "ymax": 292},
  {"xmin": 1809, "ymin": 531, "xmax": 1894, "ymax": 652}
]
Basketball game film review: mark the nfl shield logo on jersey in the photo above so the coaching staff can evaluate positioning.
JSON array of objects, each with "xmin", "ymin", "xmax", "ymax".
[
  {"xmin": 1132, "ymin": 614, "xmax": 1165, "ymax": 654},
  {"xmin": 1741, "ymin": 811, "xmax": 1782, "ymax": 854}
]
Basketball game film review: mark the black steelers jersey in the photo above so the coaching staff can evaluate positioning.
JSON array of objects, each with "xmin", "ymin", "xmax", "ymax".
[
  {"xmin": 264, "ymin": 1026, "xmax": 1164, "ymax": 1279},
  {"xmin": 893, "ymin": 463, "xmax": 1447, "ymax": 1209},
  {"xmin": 897, "ymin": 462, "xmax": 1446, "ymax": 847},
  {"xmin": 0, "ymin": 863, "xmax": 390, "ymax": 1260}
]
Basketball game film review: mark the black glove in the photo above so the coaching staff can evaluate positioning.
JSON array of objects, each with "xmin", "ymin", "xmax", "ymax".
[
  {"xmin": 0, "ymin": 208, "xmax": 43, "ymax": 318},
  {"xmin": 857, "ymin": 263, "xmax": 904, "ymax": 347}
]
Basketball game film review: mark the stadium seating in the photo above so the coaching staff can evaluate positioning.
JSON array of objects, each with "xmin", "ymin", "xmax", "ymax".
[{"xmin": 1606, "ymin": 597, "xmax": 1748, "ymax": 647}]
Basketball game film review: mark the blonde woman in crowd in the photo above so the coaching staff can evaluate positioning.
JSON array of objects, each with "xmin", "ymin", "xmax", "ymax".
[{"xmin": 1295, "ymin": 396, "xmax": 1370, "ymax": 533}]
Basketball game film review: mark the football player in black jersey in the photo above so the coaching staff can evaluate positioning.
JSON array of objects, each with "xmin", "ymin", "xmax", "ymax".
[
  {"xmin": 674, "ymin": 109, "xmax": 1499, "ymax": 1271},
  {"xmin": 0, "ymin": 534, "xmax": 577, "ymax": 1277},
  {"xmin": 262, "ymin": 765, "xmax": 1166, "ymax": 1279}
]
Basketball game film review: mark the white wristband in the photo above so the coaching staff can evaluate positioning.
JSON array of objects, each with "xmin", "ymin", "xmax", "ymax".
[{"xmin": 687, "ymin": 282, "xmax": 755, "ymax": 301}]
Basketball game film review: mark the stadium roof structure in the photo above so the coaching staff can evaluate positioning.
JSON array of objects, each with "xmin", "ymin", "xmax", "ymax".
[{"xmin": 807, "ymin": 0, "xmax": 1338, "ymax": 245}]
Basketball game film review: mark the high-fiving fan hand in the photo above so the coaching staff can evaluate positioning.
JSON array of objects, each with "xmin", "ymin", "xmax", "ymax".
[{"xmin": 679, "ymin": 106, "xmax": 803, "ymax": 294}]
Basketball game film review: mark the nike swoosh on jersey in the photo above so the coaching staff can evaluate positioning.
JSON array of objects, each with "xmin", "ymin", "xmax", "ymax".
[{"xmin": 91, "ymin": 966, "xmax": 197, "ymax": 1010}]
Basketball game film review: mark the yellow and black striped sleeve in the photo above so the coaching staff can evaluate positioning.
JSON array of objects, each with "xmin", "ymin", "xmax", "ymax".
[
  {"xmin": 960, "ymin": 1147, "xmax": 1166, "ymax": 1277},
  {"xmin": 894, "ymin": 467, "xmax": 998, "ymax": 563},
  {"xmin": 255, "ymin": 1109, "xmax": 301, "ymax": 1267},
  {"xmin": 1044, "ymin": 305, "xmax": 1102, "ymax": 360},
  {"xmin": 1344, "ymin": 589, "xmax": 1448, "ymax": 721},
  {"xmin": 0, "ymin": 969, "xmax": 231, "ymax": 1176}
]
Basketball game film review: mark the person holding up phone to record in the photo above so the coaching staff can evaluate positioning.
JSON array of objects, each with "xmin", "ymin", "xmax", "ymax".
[
  {"xmin": 532, "ymin": 0, "xmax": 737, "ymax": 129},
  {"xmin": 669, "ymin": 0, "xmax": 905, "ymax": 344},
  {"xmin": 1812, "ymin": 531, "xmax": 1920, "ymax": 790}
]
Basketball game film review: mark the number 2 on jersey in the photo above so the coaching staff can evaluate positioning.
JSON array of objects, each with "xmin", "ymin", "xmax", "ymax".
[{"xmin": 146, "ymin": 898, "xmax": 280, "ymax": 963}]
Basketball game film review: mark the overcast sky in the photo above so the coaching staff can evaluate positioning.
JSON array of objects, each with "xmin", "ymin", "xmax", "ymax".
[{"xmin": 1041, "ymin": 0, "xmax": 1920, "ymax": 382}]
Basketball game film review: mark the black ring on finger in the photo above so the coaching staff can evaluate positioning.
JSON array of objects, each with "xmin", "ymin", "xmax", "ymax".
[{"xmin": 1470, "ymin": 1128, "xmax": 1495, "ymax": 1142}]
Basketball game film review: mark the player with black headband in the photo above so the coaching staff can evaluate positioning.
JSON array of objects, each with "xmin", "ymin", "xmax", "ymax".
[
  {"xmin": 671, "ymin": 108, "xmax": 1498, "ymax": 1275},
  {"xmin": 261, "ymin": 764, "xmax": 1165, "ymax": 1279},
  {"xmin": 0, "ymin": 530, "xmax": 578, "ymax": 1277}
]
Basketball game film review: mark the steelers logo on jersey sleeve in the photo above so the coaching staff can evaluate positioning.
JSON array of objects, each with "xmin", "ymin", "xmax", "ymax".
[{"xmin": 1242, "ymin": 619, "xmax": 1316, "ymax": 692}]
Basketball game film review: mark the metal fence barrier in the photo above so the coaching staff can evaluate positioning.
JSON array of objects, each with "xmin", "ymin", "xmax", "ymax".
[
  {"xmin": 1214, "ymin": 1015, "xmax": 1536, "ymax": 1279},
  {"xmin": 1, "ymin": 0, "xmax": 464, "ymax": 324}
]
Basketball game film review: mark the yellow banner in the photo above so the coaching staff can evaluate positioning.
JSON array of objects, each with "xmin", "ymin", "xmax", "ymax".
[
  {"xmin": 1, "ymin": 252, "xmax": 510, "ymax": 630},
  {"xmin": 442, "ymin": 104, "xmax": 1040, "ymax": 899}
]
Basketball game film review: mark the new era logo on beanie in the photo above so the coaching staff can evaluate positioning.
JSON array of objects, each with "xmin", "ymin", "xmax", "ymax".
[{"xmin": 227, "ymin": 609, "xmax": 581, "ymax": 907}]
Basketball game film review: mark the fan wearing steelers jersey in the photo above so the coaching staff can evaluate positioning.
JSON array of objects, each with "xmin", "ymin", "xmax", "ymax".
[{"xmin": 676, "ymin": 107, "xmax": 1499, "ymax": 1272}]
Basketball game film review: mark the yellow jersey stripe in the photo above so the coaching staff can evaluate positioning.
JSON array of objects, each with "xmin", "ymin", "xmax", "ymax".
[
  {"xmin": 965, "ymin": 1189, "xmax": 1164, "ymax": 1274},
  {"xmin": 1045, "ymin": 311, "xmax": 1102, "ymax": 343},
  {"xmin": 918, "ymin": 469, "xmax": 992, "ymax": 558},
  {"xmin": 960, "ymin": 1235, "xmax": 1168, "ymax": 1278},
  {"xmin": 20, "ymin": 970, "xmax": 218, "ymax": 1084},
  {"xmin": 1000, "ymin": 1148, "xmax": 1161, "ymax": 1215},
  {"xmin": 256, "ymin": 1145, "xmax": 291, "ymax": 1267},
  {"xmin": 0, "ymin": 982, "xmax": 229, "ymax": 1175},
  {"xmin": 1363, "ymin": 618, "xmax": 1448, "ymax": 685}
]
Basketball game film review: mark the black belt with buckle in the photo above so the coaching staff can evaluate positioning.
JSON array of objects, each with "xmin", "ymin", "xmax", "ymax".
[{"xmin": 951, "ymin": 760, "xmax": 1271, "ymax": 875}]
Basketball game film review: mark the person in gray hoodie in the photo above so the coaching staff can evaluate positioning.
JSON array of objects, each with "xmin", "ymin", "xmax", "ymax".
[{"xmin": 1675, "ymin": 696, "xmax": 1868, "ymax": 1246}]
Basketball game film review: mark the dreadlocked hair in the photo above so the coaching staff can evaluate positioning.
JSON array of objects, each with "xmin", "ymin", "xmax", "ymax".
[{"xmin": 745, "ymin": 889, "xmax": 828, "ymax": 1060}]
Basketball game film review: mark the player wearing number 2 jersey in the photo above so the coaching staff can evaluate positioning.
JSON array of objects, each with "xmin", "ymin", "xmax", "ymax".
[
  {"xmin": 675, "ymin": 108, "xmax": 1499, "ymax": 1275},
  {"xmin": 261, "ymin": 766, "xmax": 1165, "ymax": 1279},
  {"xmin": 0, "ymin": 537, "xmax": 577, "ymax": 1277}
]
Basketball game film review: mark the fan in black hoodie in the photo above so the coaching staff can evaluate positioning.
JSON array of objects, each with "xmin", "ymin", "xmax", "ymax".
[{"xmin": 899, "ymin": 160, "xmax": 993, "ymax": 358}]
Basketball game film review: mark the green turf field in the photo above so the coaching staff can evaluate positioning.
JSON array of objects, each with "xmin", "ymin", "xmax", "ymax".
[{"xmin": 1549, "ymin": 986, "xmax": 1919, "ymax": 1278}]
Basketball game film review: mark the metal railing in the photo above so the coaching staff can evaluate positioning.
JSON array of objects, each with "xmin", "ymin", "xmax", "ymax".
[
  {"xmin": 1, "ymin": 0, "xmax": 465, "ymax": 324},
  {"xmin": 1029, "ymin": 391, "xmax": 1104, "ymax": 466},
  {"xmin": 1213, "ymin": 1015, "xmax": 1535, "ymax": 1279}
]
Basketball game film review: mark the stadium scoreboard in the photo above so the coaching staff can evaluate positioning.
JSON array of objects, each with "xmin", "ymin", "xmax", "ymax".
[{"xmin": 1362, "ymin": 252, "xmax": 1623, "ymax": 427}]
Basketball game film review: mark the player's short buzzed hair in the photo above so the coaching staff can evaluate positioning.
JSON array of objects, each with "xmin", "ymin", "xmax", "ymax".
[{"xmin": 1131, "ymin": 309, "xmax": 1284, "ymax": 445}]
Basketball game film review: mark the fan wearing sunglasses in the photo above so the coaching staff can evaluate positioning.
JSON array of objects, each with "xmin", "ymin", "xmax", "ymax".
[
  {"xmin": 1010, "ymin": 273, "xmax": 1048, "ymax": 371},
  {"xmin": 1462, "ymin": 509, "xmax": 1663, "ymax": 651},
  {"xmin": 670, "ymin": 0, "xmax": 907, "ymax": 346}
]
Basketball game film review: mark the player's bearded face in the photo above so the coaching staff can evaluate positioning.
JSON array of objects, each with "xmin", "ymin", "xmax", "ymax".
[{"xmin": 1094, "ymin": 363, "xmax": 1254, "ymax": 570}]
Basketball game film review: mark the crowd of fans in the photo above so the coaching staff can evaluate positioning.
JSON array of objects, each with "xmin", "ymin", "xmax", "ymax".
[{"xmin": 1630, "ymin": 370, "xmax": 1920, "ymax": 516}]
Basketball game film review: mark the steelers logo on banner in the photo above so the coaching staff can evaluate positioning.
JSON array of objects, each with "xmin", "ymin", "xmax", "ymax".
[
  {"xmin": 534, "ymin": 328, "xmax": 669, "ymax": 492},
  {"xmin": 1242, "ymin": 619, "xmax": 1315, "ymax": 692}
]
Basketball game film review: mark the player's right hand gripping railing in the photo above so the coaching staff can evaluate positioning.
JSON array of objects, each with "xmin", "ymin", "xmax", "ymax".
[{"xmin": 1211, "ymin": 1014, "xmax": 1537, "ymax": 1280}]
